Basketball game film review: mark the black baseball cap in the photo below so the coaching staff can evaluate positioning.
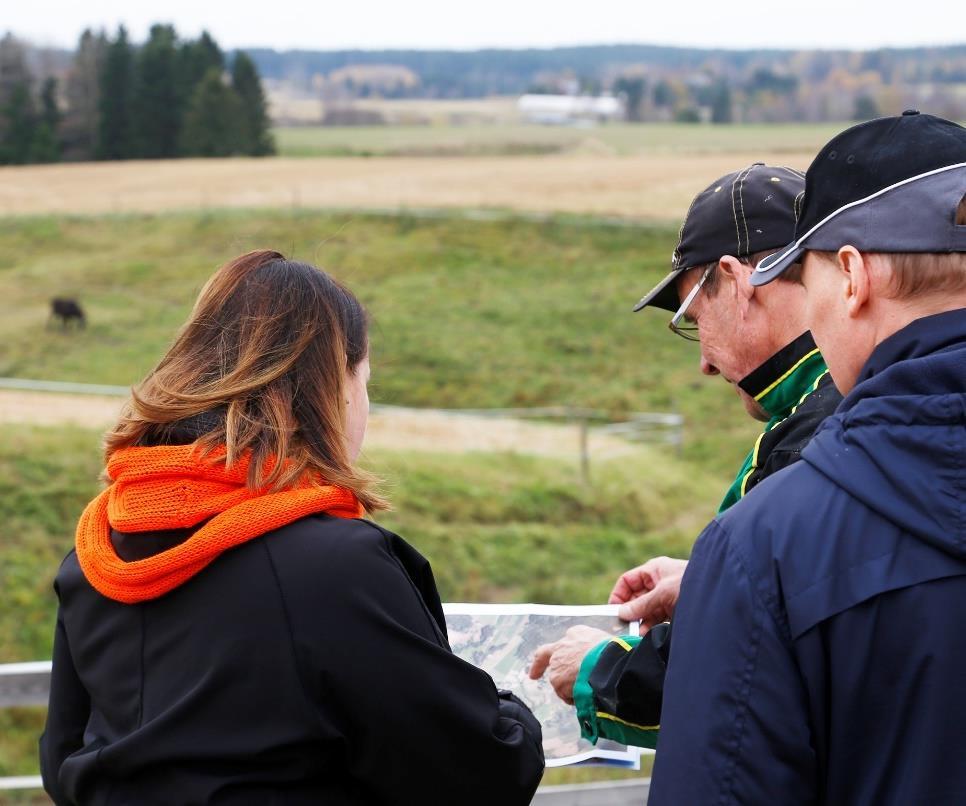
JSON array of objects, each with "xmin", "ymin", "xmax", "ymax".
[
  {"xmin": 753, "ymin": 111, "xmax": 966, "ymax": 285},
  {"xmin": 633, "ymin": 163, "xmax": 805, "ymax": 312}
]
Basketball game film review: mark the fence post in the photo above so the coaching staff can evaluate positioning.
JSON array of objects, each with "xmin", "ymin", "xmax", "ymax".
[{"xmin": 578, "ymin": 417, "xmax": 590, "ymax": 483}]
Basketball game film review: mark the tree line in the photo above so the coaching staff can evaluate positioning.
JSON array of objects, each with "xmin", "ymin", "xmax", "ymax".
[
  {"xmin": 0, "ymin": 25, "xmax": 274, "ymax": 165},
  {"xmin": 248, "ymin": 43, "xmax": 966, "ymax": 124}
]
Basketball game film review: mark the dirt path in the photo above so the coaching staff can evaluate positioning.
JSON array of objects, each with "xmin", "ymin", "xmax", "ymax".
[
  {"xmin": 0, "ymin": 389, "xmax": 638, "ymax": 460},
  {"xmin": 0, "ymin": 153, "xmax": 812, "ymax": 222}
]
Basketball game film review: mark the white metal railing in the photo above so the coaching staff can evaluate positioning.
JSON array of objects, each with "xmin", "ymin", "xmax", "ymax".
[{"xmin": 0, "ymin": 660, "xmax": 52, "ymax": 707}]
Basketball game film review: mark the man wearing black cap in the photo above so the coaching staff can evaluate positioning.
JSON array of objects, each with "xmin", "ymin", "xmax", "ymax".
[
  {"xmin": 649, "ymin": 112, "xmax": 966, "ymax": 804},
  {"xmin": 633, "ymin": 162, "xmax": 842, "ymax": 513},
  {"xmin": 530, "ymin": 163, "xmax": 842, "ymax": 748}
]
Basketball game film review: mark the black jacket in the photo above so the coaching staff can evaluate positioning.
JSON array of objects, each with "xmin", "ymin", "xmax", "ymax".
[
  {"xmin": 40, "ymin": 515, "xmax": 544, "ymax": 804},
  {"xmin": 738, "ymin": 371, "xmax": 840, "ymax": 497},
  {"xmin": 719, "ymin": 332, "xmax": 842, "ymax": 511},
  {"xmin": 579, "ymin": 336, "xmax": 842, "ymax": 747}
]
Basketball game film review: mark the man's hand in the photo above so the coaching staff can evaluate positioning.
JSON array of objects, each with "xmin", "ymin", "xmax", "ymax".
[
  {"xmin": 609, "ymin": 556, "xmax": 689, "ymax": 628},
  {"xmin": 529, "ymin": 625, "xmax": 612, "ymax": 705}
]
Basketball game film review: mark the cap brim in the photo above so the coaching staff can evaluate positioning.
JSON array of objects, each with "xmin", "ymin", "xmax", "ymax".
[
  {"xmin": 750, "ymin": 243, "xmax": 803, "ymax": 286},
  {"xmin": 632, "ymin": 268, "xmax": 683, "ymax": 312}
]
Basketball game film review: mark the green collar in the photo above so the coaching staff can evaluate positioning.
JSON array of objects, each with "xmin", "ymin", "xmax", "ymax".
[{"xmin": 737, "ymin": 332, "xmax": 828, "ymax": 420}]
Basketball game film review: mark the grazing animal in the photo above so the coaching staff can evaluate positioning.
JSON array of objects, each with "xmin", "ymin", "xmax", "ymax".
[{"xmin": 49, "ymin": 298, "xmax": 86, "ymax": 329}]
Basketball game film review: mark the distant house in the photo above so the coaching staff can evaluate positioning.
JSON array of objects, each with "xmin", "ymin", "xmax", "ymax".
[{"xmin": 517, "ymin": 94, "xmax": 625, "ymax": 125}]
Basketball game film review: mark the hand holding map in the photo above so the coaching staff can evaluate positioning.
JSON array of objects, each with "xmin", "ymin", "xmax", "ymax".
[{"xmin": 443, "ymin": 603, "xmax": 642, "ymax": 768}]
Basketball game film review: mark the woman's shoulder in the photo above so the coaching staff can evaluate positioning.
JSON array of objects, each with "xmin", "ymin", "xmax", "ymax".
[
  {"xmin": 266, "ymin": 515, "xmax": 435, "ymax": 592},
  {"xmin": 268, "ymin": 514, "xmax": 404, "ymax": 561},
  {"xmin": 267, "ymin": 515, "xmax": 447, "ymax": 641}
]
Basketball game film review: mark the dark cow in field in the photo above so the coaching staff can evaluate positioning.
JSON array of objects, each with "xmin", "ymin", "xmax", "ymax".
[{"xmin": 49, "ymin": 298, "xmax": 86, "ymax": 329}]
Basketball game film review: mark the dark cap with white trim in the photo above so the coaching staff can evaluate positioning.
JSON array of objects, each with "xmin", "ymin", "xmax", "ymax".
[
  {"xmin": 633, "ymin": 163, "xmax": 805, "ymax": 312},
  {"xmin": 753, "ymin": 111, "xmax": 966, "ymax": 285}
]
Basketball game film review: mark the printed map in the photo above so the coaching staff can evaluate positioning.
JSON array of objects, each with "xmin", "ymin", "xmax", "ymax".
[{"xmin": 443, "ymin": 603, "xmax": 642, "ymax": 767}]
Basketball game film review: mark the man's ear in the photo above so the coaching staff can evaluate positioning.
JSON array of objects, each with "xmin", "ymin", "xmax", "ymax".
[
  {"xmin": 836, "ymin": 246, "xmax": 871, "ymax": 318},
  {"xmin": 718, "ymin": 255, "xmax": 755, "ymax": 303}
]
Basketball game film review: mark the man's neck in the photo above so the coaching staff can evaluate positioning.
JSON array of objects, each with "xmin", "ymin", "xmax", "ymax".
[{"xmin": 872, "ymin": 294, "xmax": 966, "ymax": 351}]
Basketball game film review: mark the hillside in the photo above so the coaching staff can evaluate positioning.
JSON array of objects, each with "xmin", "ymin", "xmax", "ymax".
[
  {"xmin": 0, "ymin": 208, "xmax": 761, "ymax": 475},
  {"xmin": 0, "ymin": 207, "xmax": 753, "ymax": 784}
]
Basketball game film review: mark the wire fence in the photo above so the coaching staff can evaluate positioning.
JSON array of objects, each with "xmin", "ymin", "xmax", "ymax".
[{"xmin": 0, "ymin": 378, "xmax": 684, "ymax": 482}]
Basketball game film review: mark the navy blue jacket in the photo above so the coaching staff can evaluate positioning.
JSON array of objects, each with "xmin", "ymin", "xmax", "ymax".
[{"xmin": 650, "ymin": 309, "xmax": 966, "ymax": 805}]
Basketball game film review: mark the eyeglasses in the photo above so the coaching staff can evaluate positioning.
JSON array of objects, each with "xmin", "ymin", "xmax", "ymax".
[{"xmin": 668, "ymin": 265, "xmax": 714, "ymax": 341}]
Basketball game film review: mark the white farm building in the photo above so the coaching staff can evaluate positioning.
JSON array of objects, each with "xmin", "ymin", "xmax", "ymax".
[{"xmin": 517, "ymin": 94, "xmax": 625, "ymax": 125}]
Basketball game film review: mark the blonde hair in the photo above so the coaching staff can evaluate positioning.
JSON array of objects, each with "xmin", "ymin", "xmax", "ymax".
[{"xmin": 105, "ymin": 250, "xmax": 387, "ymax": 512}]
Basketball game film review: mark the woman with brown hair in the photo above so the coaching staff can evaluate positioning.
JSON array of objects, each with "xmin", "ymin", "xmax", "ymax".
[{"xmin": 40, "ymin": 250, "xmax": 544, "ymax": 804}]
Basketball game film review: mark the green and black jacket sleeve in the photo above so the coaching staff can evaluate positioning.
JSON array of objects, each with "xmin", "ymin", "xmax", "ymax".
[{"xmin": 573, "ymin": 623, "xmax": 671, "ymax": 749}]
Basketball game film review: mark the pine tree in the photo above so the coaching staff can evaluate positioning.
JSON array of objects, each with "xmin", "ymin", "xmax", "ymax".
[
  {"xmin": 97, "ymin": 26, "xmax": 136, "ymax": 160},
  {"xmin": 134, "ymin": 24, "xmax": 182, "ymax": 158},
  {"xmin": 0, "ymin": 33, "xmax": 31, "ymax": 104},
  {"xmin": 0, "ymin": 35, "xmax": 36, "ymax": 164},
  {"xmin": 0, "ymin": 82, "xmax": 37, "ymax": 164},
  {"xmin": 178, "ymin": 30, "xmax": 224, "ymax": 94},
  {"xmin": 853, "ymin": 95, "xmax": 880, "ymax": 121},
  {"xmin": 710, "ymin": 80, "xmax": 733, "ymax": 124},
  {"xmin": 63, "ymin": 29, "xmax": 107, "ymax": 161},
  {"xmin": 30, "ymin": 77, "xmax": 61, "ymax": 162},
  {"xmin": 614, "ymin": 76, "xmax": 647, "ymax": 122},
  {"xmin": 179, "ymin": 68, "xmax": 246, "ymax": 157},
  {"xmin": 231, "ymin": 51, "xmax": 274, "ymax": 156}
]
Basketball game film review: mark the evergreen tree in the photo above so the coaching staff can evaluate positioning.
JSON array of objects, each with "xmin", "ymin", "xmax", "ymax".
[
  {"xmin": 134, "ymin": 24, "xmax": 182, "ymax": 157},
  {"xmin": 97, "ymin": 26, "xmax": 136, "ymax": 159},
  {"xmin": 178, "ymin": 31, "xmax": 224, "ymax": 93},
  {"xmin": 63, "ymin": 29, "xmax": 107, "ymax": 161},
  {"xmin": 0, "ymin": 33, "xmax": 31, "ymax": 104},
  {"xmin": 179, "ymin": 68, "xmax": 246, "ymax": 157},
  {"xmin": 30, "ymin": 77, "xmax": 61, "ymax": 162},
  {"xmin": 0, "ymin": 82, "xmax": 37, "ymax": 164},
  {"xmin": 231, "ymin": 51, "xmax": 274, "ymax": 156},
  {"xmin": 710, "ymin": 79, "xmax": 733, "ymax": 124},
  {"xmin": 0, "ymin": 36, "xmax": 36, "ymax": 164},
  {"xmin": 614, "ymin": 76, "xmax": 646, "ymax": 122},
  {"xmin": 853, "ymin": 95, "xmax": 880, "ymax": 121},
  {"xmin": 653, "ymin": 80, "xmax": 675, "ymax": 108}
]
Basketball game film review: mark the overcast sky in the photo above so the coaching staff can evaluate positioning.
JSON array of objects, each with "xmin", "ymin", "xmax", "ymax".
[{"xmin": 7, "ymin": 0, "xmax": 964, "ymax": 52}]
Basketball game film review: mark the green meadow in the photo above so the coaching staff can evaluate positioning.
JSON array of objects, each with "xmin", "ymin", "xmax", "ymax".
[
  {"xmin": 273, "ymin": 122, "xmax": 842, "ymax": 158},
  {"xmin": 0, "ymin": 423, "xmax": 717, "ymax": 782},
  {"xmin": 0, "ymin": 208, "xmax": 758, "ymax": 475},
  {"xmin": 0, "ymin": 208, "xmax": 759, "ymax": 786}
]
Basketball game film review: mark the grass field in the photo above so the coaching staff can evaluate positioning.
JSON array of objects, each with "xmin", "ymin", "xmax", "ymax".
[
  {"xmin": 0, "ymin": 207, "xmax": 760, "ymax": 788},
  {"xmin": 0, "ymin": 209, "xmax": 759, "ymax": 475},
  {"xmin": 0, "ymin": 425, "xmax": 720, "ymax": 664},
  {"xmin": 0, "ymin": 422, "xmax": 719, "ymax": 782},
  {"xmin": 274, "ymin": 121, "xmax": 843, "ymax": 158},
  {"xmin": 0, "ymin": 121, "xmax": 842, "ymax": 222},
  {"xmin": 0, "ymin": 152, "xmax": 816, "ymax": 221}
]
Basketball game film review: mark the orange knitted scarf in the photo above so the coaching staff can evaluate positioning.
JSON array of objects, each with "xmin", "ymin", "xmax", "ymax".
[{"xmin": 75, "ymin": 444, "xmax": 364, "ymax": 603}]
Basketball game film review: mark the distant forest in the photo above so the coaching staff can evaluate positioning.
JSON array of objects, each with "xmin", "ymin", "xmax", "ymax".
[
  {"xmin": 248, "ymin": 43, "xmax": 966, "ymax": 123},
  {"xmin": 0, "ymin": 27, "xmax": 273, "ymax": 165},
  {"xmin": 3, "ymin": 37, "xmax": 964, "ymax": 163}
]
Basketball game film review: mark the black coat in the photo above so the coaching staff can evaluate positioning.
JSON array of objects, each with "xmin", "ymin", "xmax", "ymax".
[{"xmin": 40, "ymin": 515, "xmax": 544, "ymax": 804}]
